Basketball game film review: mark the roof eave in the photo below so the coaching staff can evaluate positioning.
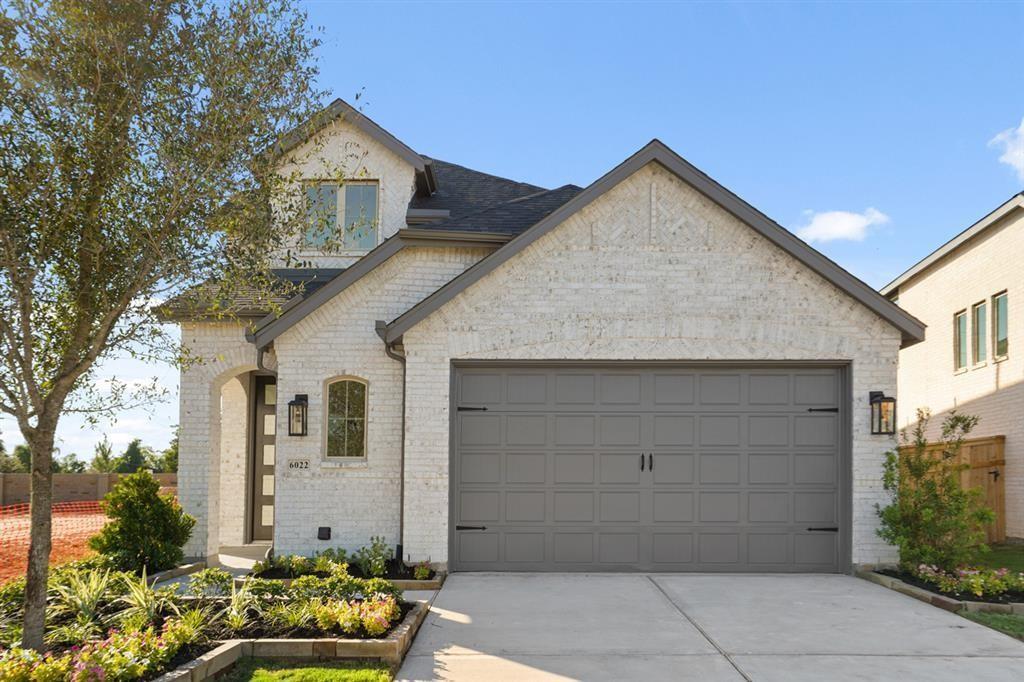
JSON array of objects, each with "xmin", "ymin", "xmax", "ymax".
[{"xmin": 880, "ymin": 193, "xmax": 1024, "ymax": 296}]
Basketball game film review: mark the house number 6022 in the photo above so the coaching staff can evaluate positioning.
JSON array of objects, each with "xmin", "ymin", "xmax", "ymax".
[{"xmin": 287, "ymin": 459, "xmax": 310, "ymax": 470}]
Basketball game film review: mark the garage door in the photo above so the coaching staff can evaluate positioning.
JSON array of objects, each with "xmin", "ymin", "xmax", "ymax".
[{"xmin": 451, "ymin": 365, "xmax": 845, "ymax": 572}]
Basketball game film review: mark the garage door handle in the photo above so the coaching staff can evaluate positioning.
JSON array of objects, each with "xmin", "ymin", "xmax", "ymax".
[
  {"xmin": 457, "ymin": 406, "xmax": 489, "ymax": 412},
  {"xmin": 806, "ymin": 527, "xmax": 839, "ymax": 532},
  {"xmin": 456, "ymin": 525, "xmax": 487, "ymax": 531},
  {"xmin": 648, "ymin": 453, "xmax": 653, "ymax": 471},
  {"xmin": 640, "ymin": 454, "xmax": 645, "ymax": 471},
  {"xmin": 807, "ymin": 407, "xmax": 839, "ymax": 413}
]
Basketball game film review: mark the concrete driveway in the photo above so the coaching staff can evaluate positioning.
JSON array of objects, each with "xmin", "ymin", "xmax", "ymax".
[{"xmin": 398, "ymin": 574, "xmax": 1024, "ymax": 681}]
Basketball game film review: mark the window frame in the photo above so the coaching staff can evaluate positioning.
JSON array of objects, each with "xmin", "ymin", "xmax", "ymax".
[
  {"xmin": 971, "ymin": 301, "xmax": 987, "ymax": 366},
  {"xmin": 953, "ymin": 309, "xmax": 968, "ymax": 372},
  {"xmin": 322, "ymin": 376, "xmax": 369, "ymax": 460},
  {"xmin": 301, "ymin": 179, "xmax": 381, "ymax": 252},
  {"xmin": 993, "ymin": 291, "xmax": 1008, "ymax": 361}
]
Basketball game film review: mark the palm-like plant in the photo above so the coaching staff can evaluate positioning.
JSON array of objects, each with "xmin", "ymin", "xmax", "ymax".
[
  {"xmin": 50, "ymin": 569, "xmax": 111, "ymax": 626},
  {"xmin": 114, "ymin": 569, "xmax": 180, "ymax": 629},
  {"xmin": 220, "ymin": 582, "xmax": 257, "ymax": 634}
]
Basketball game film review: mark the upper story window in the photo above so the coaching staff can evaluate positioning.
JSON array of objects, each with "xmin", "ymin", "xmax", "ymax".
[
  {"xmin": 304, "ymin": 181, "xmax": 379, "ymax": 251},
  {"xmin": 325, "ymin": 378, "xmax": 367, "ymax": 459},
  {"xmin": 954, "ymin": 310, "xmax": 968, "ymax": 371},
  {"xmin": 994, "ymin": 291, "xmax": 1008, "ymax": 359},
  {"xmin": 972, "ymin": 301, "xmax": 987, "ymax": 364}
]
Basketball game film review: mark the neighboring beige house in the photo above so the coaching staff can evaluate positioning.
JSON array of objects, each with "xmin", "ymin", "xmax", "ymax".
[
  {"xmin": 882, "ymin": 192, "xmax": 1024, "ymax": 541},
  {"xmin": 164, "ymin": 99, "xmax": 925, "ymax": 573}
]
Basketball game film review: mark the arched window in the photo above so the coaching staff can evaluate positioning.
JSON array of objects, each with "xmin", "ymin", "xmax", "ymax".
[{"xmin": 325, "ymin": 378, "xmax": 367, "ymax": 458}]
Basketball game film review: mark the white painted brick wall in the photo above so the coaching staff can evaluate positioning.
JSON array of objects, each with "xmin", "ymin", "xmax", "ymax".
[
  {"xmin": 271, "ymin": 246, "xmax": 492, "ymax": 557},
  {"xmin": 178, "ymin": 322, "xmax": 261, "ymax": 558},
  {"xmin": 401, "ymin": 163, "xmax": 903, "ymax": 567},
  {"xmin": 893, "ymin": 208, "xmax": 1024, "ymax": 538},
  {"xmin": 218, "ymin": 375, "xmax": 249, "ymax": 546}
]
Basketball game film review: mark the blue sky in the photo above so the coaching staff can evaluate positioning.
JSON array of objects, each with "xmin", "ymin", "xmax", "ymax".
[{"xmin": 2, "ymin": 1, "xmax": 1022, "ymax": 460}]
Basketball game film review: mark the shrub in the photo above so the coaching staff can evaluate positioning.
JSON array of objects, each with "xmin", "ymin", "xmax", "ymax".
[
  {"xmin": 187, "ymin": 568, "xmax": 234, "ymax": 598},
  {"xmin": 876, "ymin": 409, "xmax": 994, "ymax": 571},
  {"xmin": 354, "ymin": 537, "xmax": 391, "ymax": 578},
  {"xmin": 88, "ymin": 471, "xmax": 196, "ymax": 573},
  {"xmin": 412, "ymin": 561, "xmax": 431, "ymax": 581}
]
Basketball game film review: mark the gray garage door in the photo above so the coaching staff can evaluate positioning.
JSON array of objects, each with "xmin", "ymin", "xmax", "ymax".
[{"xmin": 451, "ymin": 365, "xmax": 845, "ymax": 572}]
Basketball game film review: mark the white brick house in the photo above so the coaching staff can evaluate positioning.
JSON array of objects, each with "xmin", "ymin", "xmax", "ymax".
[
  {"xmin": 882, "ymin": 193, "xmax": 1024, "ymax": 541},
  {"xmin": 166, "ymin": 99, "xmax": 924, "ymax": 572}
]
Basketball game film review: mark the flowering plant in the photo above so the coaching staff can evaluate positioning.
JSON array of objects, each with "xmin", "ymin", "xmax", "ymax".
[{"xmin": 914, "ymin": 564, "xmax": 1024, "ymax": 598}]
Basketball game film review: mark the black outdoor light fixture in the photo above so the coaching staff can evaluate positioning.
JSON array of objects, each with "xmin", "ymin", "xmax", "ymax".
[
  {"xmin": 869, "ymin": 391, "xmax": 896, "ymax": 435},
  {"xmin": 288, "ymin": 394, "xmax": 308, "ymax": 436}
]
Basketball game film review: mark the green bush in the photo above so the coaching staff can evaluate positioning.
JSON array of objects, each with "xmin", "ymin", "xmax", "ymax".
[
  {"xmin": 876, "ymin": 409, "xmax": 994, "ymax": 571},
  {"xmin": 354, "ymin": 537, "xmax": 391, "ymax": 578},
  {"xmin": 88, "ymin": 471, "xmax": 196, "ymax": 573}
]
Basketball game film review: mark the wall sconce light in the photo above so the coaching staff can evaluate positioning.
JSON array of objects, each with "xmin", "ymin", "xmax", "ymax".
[
  {"xmin": 869, "ymin": 391, "xmax": 896, "ymax": 435},
  {"xmin": 288, "ymin": 394, "xmax": 308, "ymax": 436}
]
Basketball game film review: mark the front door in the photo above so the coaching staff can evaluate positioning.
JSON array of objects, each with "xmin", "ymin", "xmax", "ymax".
[{"xmin": 251, "ymin": 375, "xmax": 277, "ymax": 542}]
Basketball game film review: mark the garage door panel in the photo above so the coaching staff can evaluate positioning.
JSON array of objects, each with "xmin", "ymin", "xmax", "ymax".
[
  {"xmin": 653, "ymin": 415, "xmax": 695, "ymax": 446},
  {"xmin": 699, "ymin": 416, "xmax": 741, "ymax": 446},
  {"xmin": 553, "ymin": 491, "xmax": 594, "ymax": 522},
  {"xmin": 507, "ymin": 415, "xmax": 547, "ymax": 445},
  {"xmin": 453, "ymin": 366, "xmax": 843, "ymax": 572},
  {"xmin": 653, "ymin": 453, "xmax": 695, "ymax": 484},
  {"xmin": 460, "ymin": 453, "xmax": 501, "ymax": 484},
  {"xmin": 699, "ymin": 453, "xmax": 740, "ymax": 484},
  {"xmin": 506, "ymin": 453, "xmax": 546, "ymax": 483},
  {"xmin": 554, "ymin": 453, "xmax": 594, "ymax": 483},
  {"xmin": 599, "ymin": 454, "xmax": 641, "ymax": 484},
  {"xmin": 554, "ymin": 415, "xmax": 595, "ymax": 445}
]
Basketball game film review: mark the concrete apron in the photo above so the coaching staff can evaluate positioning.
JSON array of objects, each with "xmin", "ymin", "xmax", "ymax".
[{"xmin": 397, "ymin": 573, "xmax": 1024, "ymax": 682}]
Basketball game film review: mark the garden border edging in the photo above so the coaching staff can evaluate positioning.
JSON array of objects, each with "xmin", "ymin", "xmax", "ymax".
[
  {"xmin": 150, "ymin": 561, "xmax": 206, "ymax": 586},
  {"xmin": 856, "ymin": 569, "xmax": 1024, "ymax": 615},
  {"xmin": 153, "ymin": 601, "xmax": 429, "ymax": 681},
  {"xmin": 235, "ymin": 573, "xmax": 446, "ymax": 591}
]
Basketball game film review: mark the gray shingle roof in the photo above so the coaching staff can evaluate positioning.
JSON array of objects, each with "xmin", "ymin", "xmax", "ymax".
[
  {"xmin": 158, "ymin": 268, "xmax": 345, "ymax": 319},
  {"xmin": 421, "ymin": 184, "xmax": 584, "ymax": 235},
  {"xmin": 409, "ymin": 158, "xmax": 547, "ymax": 219}
]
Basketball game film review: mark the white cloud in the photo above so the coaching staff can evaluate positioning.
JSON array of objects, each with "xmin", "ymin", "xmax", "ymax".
[
  {"xmin": 990, "ymin": 117, "xmax": 1024, "ymax": 182},
  {"xmin": 795, "ymin": 207, "xmax": 890, "ymax": 243}
]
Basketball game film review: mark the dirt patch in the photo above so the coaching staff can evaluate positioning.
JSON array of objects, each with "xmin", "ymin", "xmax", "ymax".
[{"xmin": 0, "ymin": 501, "xmax": 107, "ymax": 583}]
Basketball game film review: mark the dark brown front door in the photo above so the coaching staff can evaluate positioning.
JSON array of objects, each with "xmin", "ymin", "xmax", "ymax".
[{"xmin": 251, "ymin": 375, "xmax": 276, "ymax": 541}]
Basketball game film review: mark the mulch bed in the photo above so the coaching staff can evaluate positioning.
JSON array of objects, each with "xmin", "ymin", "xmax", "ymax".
[{"xmin": 879, "ymin": 569, "xmax": 1024, "ymax": 604}]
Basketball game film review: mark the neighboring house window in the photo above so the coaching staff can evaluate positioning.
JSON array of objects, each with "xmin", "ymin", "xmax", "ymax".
[
  {"xmin": 954, "ymin": 310, "xmax": 968, "ymax": 371},
  {"xmin": 972, "ymin": 302, "xmax": 987, "ymax": 364},
  {"xmin": 325, "ymin": 378, "xmax": 367, "ymax": 458},
  {"xmin": 994, "ymin": 291, "xmax": 1008, "ymax": 358},
  {"xmin": 304, "ymin": 181, "xmax": 379, "ymax": 250}
]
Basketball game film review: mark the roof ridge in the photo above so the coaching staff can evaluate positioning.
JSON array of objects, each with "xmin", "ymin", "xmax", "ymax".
[{"xmin": 422, "ymin": 156, "xmax": 547, "ymax": 191}]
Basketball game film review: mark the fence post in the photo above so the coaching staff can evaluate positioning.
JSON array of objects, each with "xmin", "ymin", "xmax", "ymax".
[{"xmin": 0, "ymin": 473, "xmax": 5, "ymax": 507}]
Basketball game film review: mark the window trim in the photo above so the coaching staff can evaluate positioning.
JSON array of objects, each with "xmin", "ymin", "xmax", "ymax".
[
  {"xmin": 971, "ymin": 300, "xmax": 987, "ymax": 366},
  {"xmin": 322, "ymin": 375, "xmax": 369, "ymax": 461},
  {"xmin": 953, "ymin": 309, "xmax": 968, "ymax": 372},
  {"xmin": 993, "ymin": 290, "xmax": 1008, "ymax": 361},
  {"xmin": 301, "ymin": 179, "xmax": 381, "ymax": 253}
]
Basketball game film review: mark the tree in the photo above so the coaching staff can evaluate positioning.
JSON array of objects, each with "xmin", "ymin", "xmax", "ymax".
[
  {"xmin": 116, "ymin": 438, "xmax": 148, "ymax": 473},
  {"xmin": 53, "ymin": 452, "xmax": 86, "ymax": 473},
  {"xmin": 0, "ymin": 0, "xmax": 322, "ymax": 648},
  {"xmin": 158, "ymin": 429, "xmax": 179, "ymax": 473},
  {"xmin": 876, "ymin": 409, "xmax": 994, "ymax": 571},
  {"xmin": 89, "ymin": 436, "xmax": 118, "ymax": 473}
]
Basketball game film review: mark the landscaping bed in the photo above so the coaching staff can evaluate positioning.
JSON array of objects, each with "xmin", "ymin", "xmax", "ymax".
[
  {"xmin": 877, "ymin": 567, "xmax": 1024, "ymax": 605},
  {"xmin": 248, "ymin": 545, "xmax": 443, "ymax": 590},
  {"xmin": 0, "ymin": 562, "xmax": 419, "ymax": 680}
]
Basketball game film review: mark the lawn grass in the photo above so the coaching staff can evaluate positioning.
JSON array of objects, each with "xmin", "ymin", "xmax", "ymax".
[
  {"xmin": 220, "ymin": 658, "xmax": 392, "ymax": 682},
  {"xmin": 978, "ymin": 544, "xmax": 1024, "ymax": 573},
  {"xmin": 963, "ymin": 611, "xmax": 1024, "ymax": 641}
]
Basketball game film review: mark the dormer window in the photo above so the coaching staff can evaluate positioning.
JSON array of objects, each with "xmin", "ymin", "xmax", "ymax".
[{"xmin": 304, "ymin": 180, "xmax": 379, "ymax": 250}]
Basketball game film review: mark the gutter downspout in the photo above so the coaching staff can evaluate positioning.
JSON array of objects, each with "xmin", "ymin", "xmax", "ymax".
[{"xmin": 376, "ymin": 321, "xmax": 406, "ymax": 563}]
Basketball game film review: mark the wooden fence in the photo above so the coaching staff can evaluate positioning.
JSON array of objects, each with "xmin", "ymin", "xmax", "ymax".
[
  {"xmin": 0, "ymin": 473, "xmax": 177, "ymax": 507},
  {"xmin": 899, "ymin": 435, "xmax": 1006, "ymax": 543}
]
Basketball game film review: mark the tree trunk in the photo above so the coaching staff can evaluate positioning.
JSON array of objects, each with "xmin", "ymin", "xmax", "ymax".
[{"xmin": 21, "ymin": 428, "xmax": 56, "ymax": 651}]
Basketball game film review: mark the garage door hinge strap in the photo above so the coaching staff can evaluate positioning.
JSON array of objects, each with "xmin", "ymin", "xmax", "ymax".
[
  {"xmin": 806, "ymin": 407, "xmax": 839, "ymax": 413},
  {"xmin": 806, "ymin": 527, "xmax": 839, "ymax": 532},
  {"xmin": 456, "ymin": 525, "xmax": 487, "ymax": 531},
  {"xmin": 457, "ymin": 406, "xmax": 489, "ymax": 411}
]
